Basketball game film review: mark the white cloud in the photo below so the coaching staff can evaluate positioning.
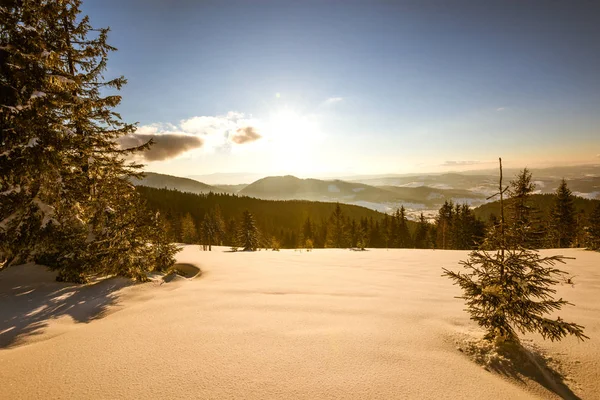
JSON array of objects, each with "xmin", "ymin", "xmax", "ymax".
[
  {"xmin": 496, "ymin": 107, "xmax": 505, "ymax": 111},
  {"xmin": 119, "ymin": 111, "xmax": 263, "ymax": 161},
  {"xmin": 322, "ymin": 97, "xmax": 344, "ymax": 106},
  {"xmin": 441, "ymin": 160, "xmax": 484, "ymax": 167}
]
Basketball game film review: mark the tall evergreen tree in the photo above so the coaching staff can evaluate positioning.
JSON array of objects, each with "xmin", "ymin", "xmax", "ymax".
[
  {"xmin": 548, "ymin": 179, "xmax": 576, "ymax": 248},
  {"xmin": 396, "ymin": 206, "xmax": 412, "ymax": 248},
  {"xmin": 0, "ymin": 0, "xmax": 177, "ymax": 281},
  {"xmin": 326, "ymin": 203, "xmax": 347, "ymax": 248},
  {"xmin": 201, "ymin": 206, "xmax": 224, "ymax": 251},
  {"xmin": 443, "ymin": 159, "xmax": 587, "ymax": 344},
  {"xmin": 238, "ymin": 210, "xmax": 259, "ymax": 251},
  {"xmin": 587, "ymin": 203, "xmax": 600, "ymax": 250},
  {"xmin": 414, "ymin": 213, "xmax": 429, "ymax": 249},
  {"xmin": 180, "ymin": 213, "xmax": 198, "ymax": 244},
  {"xmin": 435, "ymin": 201, "xmax": 454, "ymax": 249},
  {"xmin": 506, "ymin": 168, "xmax": 543, "ymax": 248}
]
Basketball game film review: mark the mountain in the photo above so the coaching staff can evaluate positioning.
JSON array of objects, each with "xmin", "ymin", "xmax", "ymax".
[
  {"xmin": 186, "ymin": 173, "xmax": 265, "ymax": 185},
  {"xmin": 238, "ymin": 175, "xmax": 489, "ymax": 214},
  {"xmin": 131, "ymin": 172, "xmax": 226, "ymax": 195}
]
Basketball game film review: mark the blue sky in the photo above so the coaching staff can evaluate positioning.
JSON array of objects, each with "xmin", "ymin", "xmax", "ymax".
[{"xmin": 83, "ymin": 0, "xmax": 600, "ymax": 177}]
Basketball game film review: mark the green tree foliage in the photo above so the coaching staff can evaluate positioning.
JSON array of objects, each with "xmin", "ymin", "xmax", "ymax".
[
  {"xmin": 180, "ymin": 213, "xmax": 198, "ymax": 244},
  {"xmin": 0, "ymin": 0, "xmax": 177, "ymax": 281},
  {"xmin": 505, "ymin": 168, "xmax": 544, "ymax": 248},
  {"xmin": 200, "ymin": 206, "xmax": 224, "ymax": 251},
  {"xmin": 238, "ymin": 210, "xmax": 259, "ymax": 251},
  {"xmin": 548, "ymin": 179, "xmax": 577, "ymax": 248},
  {"xmin": 443, "ymin": 159, "xmax": 587, "ymax": 344},
  {"xmin": 435, "ymin": 201, "xmax": 454, "ymax": 249},
  {"xmin": 433, "ymin": 201, "xmax": 483, "ymax": 250},
  {"xmin": 586, "ymin": 203, "xmax": 600, "ymax": 250},
  {"xmin": 326, "ymin": 203, "xmax": 348, "ymax": 248},
  {"xmin": 414, "ymin": 213, "xmax": 430, "ymax": 249}
]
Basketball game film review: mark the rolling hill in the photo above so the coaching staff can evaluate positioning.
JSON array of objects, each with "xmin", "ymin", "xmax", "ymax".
[{"xmin": 130, "ymin": 172, "xmax": 227, "ymax": 195}]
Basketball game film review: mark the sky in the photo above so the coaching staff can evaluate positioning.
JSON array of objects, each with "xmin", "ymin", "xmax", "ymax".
[{"xmin": 82, "ymin": 0, "xmax": 600, "ymax": 179}]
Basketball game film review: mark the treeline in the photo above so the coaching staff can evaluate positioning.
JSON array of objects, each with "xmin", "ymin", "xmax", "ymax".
[
  {"xmin": 433, "ymin": 170, "xmax": 600, "ymax": 250},
  {"xmin": 138, "ymin": 186, "xmax": 427, "ymax": 249},
  {"xmin": 138, "ymin": 169, "xmax": 600, "ymax": 251},
  {"xmin": 475, "ymin": 171, "xmax": 600, "ymax": 249}
]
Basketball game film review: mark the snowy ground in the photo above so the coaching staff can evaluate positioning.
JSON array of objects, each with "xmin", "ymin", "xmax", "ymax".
[{"xmin": 1, "ymin": 247, "xmax": 599, "ymax": 399}]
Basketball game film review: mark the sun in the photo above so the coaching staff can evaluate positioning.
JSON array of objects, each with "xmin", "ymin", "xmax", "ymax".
[{"xmin": 265, "ymin": 108, "xmax": 321, "ymax": 173}]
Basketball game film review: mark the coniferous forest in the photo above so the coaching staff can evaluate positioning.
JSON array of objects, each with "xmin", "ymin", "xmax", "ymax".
[{"xmin": 136, "ymin": 167, "xmax": 600, "ymax": 252}]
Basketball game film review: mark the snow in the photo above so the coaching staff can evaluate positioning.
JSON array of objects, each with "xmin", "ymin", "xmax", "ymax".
[
  {"xmin": 32, "ymin": 197, "xmax": 55, "ymax": 228},
  {"xmin": 0, "ymin": 185, "xmax": 21, "ymax": 196},
  {"xmin": 29, "ymin": 91, "xmax": 46, "ymax": 99},
  {"xmin": 573, "ymin": 191, "xmax": 600, "ymax": 200},
  {"xmin": 327, "ymin": 184, "xmax": 340, "ymax": 193},
  {"xmin": 26, "ymin": 137, "xmax": 39, "ymax": 147},
  {"xmin": 0, "ymin": 247, "xmax": 598, "ymax": 399}
]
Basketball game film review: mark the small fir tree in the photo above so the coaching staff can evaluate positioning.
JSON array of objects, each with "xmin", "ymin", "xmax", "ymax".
[
  {"xmin": 443, "ymin": 158, "xmax": 587, "ymax": 344},
  {"xmin": 238, "ymin": 210, "xmax": 259, "ymax": 251},
  {"xmin": 548, "ymin": 179, "xmax": 577, "ymax": 248}
]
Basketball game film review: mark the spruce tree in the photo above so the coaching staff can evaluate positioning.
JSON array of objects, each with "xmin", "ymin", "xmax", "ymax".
[
  {"xmin": 180, "ymin": 213, "xmax": 198, "ymax": 244},
  {"xmin": 548, "ymin": 179, "xmax": 576, "ymax": 248},
  {"xmin": 397, "ymin": 206, "xmax": 412, "ymax": 248},
  {"xmin": 238, "ymin": 210, "xmax": 259, "ymax": 251},
  {"xmin": 201, "ymin": 206, "xmax": 224, "ymax": 251},
  {"xmin": 435, "ymin": 201, "xmax": 454, "ymax": 249},
  {"xmin": 587, "ymin": 203, "xmax": 600, "ymax": 250},
  {"xmin": 506, "ymin": 168, "xmax": 543, "ymax": 248},
  {"xmin": 443, "ymin": 159, "xmax": 587, "ymax": 344},
  {"xmin": 414, "ymin": 213, "xmax": 429, "ymax": 249},
  {"xmin": 0, "ymin": 0, "xmax": 177, "ymax": 281},
  {"xmin": 326, "ymin": 203, "xmax": 347, "ymax": 248}
]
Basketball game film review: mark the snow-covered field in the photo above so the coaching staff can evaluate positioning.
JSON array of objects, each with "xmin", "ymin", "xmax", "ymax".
[{"xmin": 1, "ymin": 247, "xmax": 599, "ymax": 399}]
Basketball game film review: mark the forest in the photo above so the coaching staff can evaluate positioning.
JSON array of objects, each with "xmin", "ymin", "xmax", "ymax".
[{"xmin": 138, "ymin": 169, "xmax": 600, "ymax": 251}]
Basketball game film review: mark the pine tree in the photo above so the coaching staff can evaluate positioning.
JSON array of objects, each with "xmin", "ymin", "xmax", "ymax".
[
  {"xmin": 238, "ymin": 210, "xmax": 259, "ymax": 251},
  {"xmin": 397, "ymin": 206, "xmax": 412, "ymax": 248},
  {"xmin": 326, "ymin": 203, "xmax": 347, "ymax": 248},
  {"xmin": 201, "ymin": 206, "xmax": 224, "ymax": 251},
  {"xmin": 180, "ymin": 213, "xmax": 197, "ymax": 244},
  {"xmin": 435, "ymin": 201, "xmax": 454, "ymax": 249},
  {"xmin": 443, "ymin": 158, "xmax": 587, "ymax": 344},
  {"xmin": 506, "ymin": 168, "xmax": 543, "ymax": 248},
  {"xmin": 414, "ymin": 213, "xmax": 429, "ymax": 248},
  {"xmin": 548, "ymin": 179, "xmax": 576, "ymax": 248},
  {"xmin": 587, "ymin": 203, "xmax": 600, "ymax": 250},
  {"xmin": 0, "ymin": 0, "xmax": 177, "ymax": 281}
]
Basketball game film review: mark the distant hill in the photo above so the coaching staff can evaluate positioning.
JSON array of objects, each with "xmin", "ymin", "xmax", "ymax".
[
  {"xmin": 131, "ymin": 172, "xmax": 226, "ymax": 195},
  {"xmin": 473, "ymin": 193, "xmax": 600, "ymax": 222},
  {"xmin": 238, "ymin": 175, "xmax": 488, "ymax": 213},
  {"xmin": 213, "ymin": 184, "xmax": 248, "ymax": 193}
]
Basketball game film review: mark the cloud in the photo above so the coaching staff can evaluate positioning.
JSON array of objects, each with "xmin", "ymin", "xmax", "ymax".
[
  {"xmin": 496, "ymin": 107, "xmax": 505, "ymax": 111},
  {"xmin": 322, "ymin": 97, "xmax": 344, "ymax": 106},
  {"xmin": 118, "ymin": 111, "xmax": 264, "ymax": 161},
  {"xmin": 441, "ymin": 160, "xmax": 483, "ymax": 167},
  {"xmin": 596, "ymin": 154, "xmax": 600, "ymax": 158},
  {"xmin": 231, "ymin": 126, "xmax": 262, "ymax": 144},
  {"xmin": 119, "ymin": 132, "xmax": 203, "ymax": 161}
]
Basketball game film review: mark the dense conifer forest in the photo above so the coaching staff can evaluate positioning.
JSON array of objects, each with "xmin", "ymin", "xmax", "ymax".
[{"xmin": 138, "ymin": 169, "xmax": 600, "ymax": 252}]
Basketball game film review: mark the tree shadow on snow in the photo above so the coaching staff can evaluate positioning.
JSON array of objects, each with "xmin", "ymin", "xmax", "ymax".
[
  {"xmin": 462, "ymin": 339, "xmax": 581, "ymax": 400},
  {"xmin": 0, "ymin": 271, "xmax": 131, "ymax": 349}
]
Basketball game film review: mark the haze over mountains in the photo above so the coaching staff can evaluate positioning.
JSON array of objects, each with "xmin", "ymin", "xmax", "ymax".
[{"xmin": 134, "ymin": 164, "xmax": 600, "ymax": 216}]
